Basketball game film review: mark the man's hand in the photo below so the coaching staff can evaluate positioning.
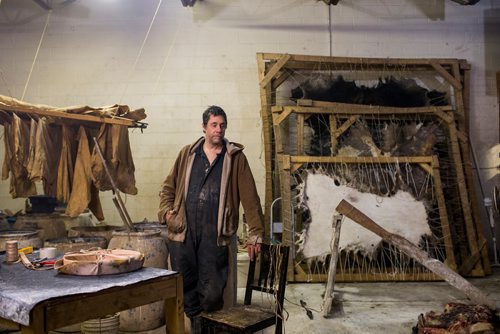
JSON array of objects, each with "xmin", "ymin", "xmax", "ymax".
[
  {"xmin": 247, "ymin": 243, "xmax": 261, "ymax": 261},
  {"xmin": 165, "ymin": 209, "xmax": 175, "ymax": 223}
]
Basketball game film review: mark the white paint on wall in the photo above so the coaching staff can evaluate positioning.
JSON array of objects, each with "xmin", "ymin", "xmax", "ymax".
[
  {"xmin": 300, "ymin": 172, "xmax": 431, "ymax": 259},
  {"xmin": 0, "ymin": 0, "xmax": 497, "ymax": 235}
]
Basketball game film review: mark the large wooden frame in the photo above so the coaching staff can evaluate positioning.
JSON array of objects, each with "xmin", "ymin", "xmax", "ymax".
[
  {"xmin": 274, "ymin": 107, "xmax": 465, "ymax": 281},
  {"xmin": 256, "ymin": 53, "xmax": 491, "ymax": 281}
]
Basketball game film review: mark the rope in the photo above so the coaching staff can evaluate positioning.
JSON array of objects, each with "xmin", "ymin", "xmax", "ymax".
[
  {"xmin": 0, "ymin": 67, "xmax": 13, "ymax": 97},
  {"xmin": 153, "ymin": 19, "xmax": 181, "ymax": 94},
  {"xmin": 22, "ymin": 10, "xmax": 51, "ymax": 101},
  {"xmin": 119, "ymin": 0, "xmax": 162, "ymax": 103}
]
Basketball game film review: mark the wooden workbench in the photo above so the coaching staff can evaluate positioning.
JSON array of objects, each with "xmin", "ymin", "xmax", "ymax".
[{"xmin": 0, "ymin": 259, "xmax": 184, "ymax": 334}]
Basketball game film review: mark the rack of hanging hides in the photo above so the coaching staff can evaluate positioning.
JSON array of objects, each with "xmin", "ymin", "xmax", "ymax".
[{"xmin": 0, "ymin": 94, "xmax": 146, "ymax": 230}]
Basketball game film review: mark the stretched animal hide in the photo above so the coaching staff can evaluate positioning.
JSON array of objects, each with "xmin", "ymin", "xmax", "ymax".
[
  {"xmin": 381, "ymin": 121, "xmax": 440, "ymax": 157},
  {"xmin": 299, "ymin": 171, "xmax": 431, "ymax": 259},
  {"xmin": 338, "ymin": 121, "xmax": 381, "ymax": 157},
  {"xmin": 381, "ymin": 122, "xmax": 401, "ymax": 154},
  {"xmin": 291, "ymin": 75, "xmax": 447, "ymax": 157},
  {"xmin": 291, "ymin": 75, "xmax": 362, "ymax": 104},
  {"xmin": 291, "ymin": 75, "xmax": 447, "ymax": 107},
  {"xmin": 395, "ymin": 123, "xmax": 439, "ymax": 156}
]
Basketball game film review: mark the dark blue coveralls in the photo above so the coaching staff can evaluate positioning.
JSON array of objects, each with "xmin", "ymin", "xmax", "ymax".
[{"xmin": 167, "ymin": 143, "xmax": 229, "ymax": 318}]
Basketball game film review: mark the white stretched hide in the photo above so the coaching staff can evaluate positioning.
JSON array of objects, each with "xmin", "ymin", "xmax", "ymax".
[{"xmin": 301, "ymin": 172, "xmax": 431, "ymax": 259}]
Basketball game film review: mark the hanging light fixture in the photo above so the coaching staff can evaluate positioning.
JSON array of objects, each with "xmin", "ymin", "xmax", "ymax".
[
  {"xmin": 320, "ymin": 0, "xmax": 340, "ymax": 4},
  {"xmin": 449, "ymin": 0, "xmax": 480, "ymax": 4},
  {"xmin": 181, "ymin": 0, "xmax": 196, "ymax": 7}
]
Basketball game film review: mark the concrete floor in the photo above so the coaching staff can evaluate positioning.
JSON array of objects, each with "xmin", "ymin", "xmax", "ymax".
[
  {"xmin": 46, "ymin": 267, "xmax": 498, "ymax": 334},
  {"xmin": 245, "ymin": 267, "xmax": 500, "ymax": 334},
  {"xmin": 5, "ymin": 269, "xmax": 499, "ymax": 333}
]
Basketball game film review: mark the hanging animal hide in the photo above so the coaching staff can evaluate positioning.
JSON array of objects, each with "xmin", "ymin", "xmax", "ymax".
[
  {"xmin": 2, "ymin": 114, "xmax": 37, "ymax": 198},
  {"xmin": 299, "ymin": 171, "xmax": 431, "ymax": 259},
  {"xmin": 91, "ymin": 124, "xmax": 138, "ymax": 195},
  {"xmin": 66, "ymin": 126, "xmax": 104, "ymax": 220},
  {"xmin": 28, "ymin": 118, "xmax": 62, "ymax": 197},
  {"xmin": 56, "ymin": 125, "xmax": 78, "ymax": 203}
]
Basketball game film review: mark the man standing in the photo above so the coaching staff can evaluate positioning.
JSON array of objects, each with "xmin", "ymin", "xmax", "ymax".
[{"xmin": 158, "ymin": 106, "xmax": 265, "ymax": 333}]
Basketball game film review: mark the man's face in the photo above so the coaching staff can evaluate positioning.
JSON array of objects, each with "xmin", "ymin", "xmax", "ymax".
[{"xmin": 203, "ymin": 114, "xmax": 226, "ymax": 146}]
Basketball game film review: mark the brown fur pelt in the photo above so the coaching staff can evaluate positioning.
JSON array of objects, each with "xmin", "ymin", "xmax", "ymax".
[
  {"xmin": 381, "ymin": 121, "xmax": 441, "ymax": 157},
  {"xmin": 395, "ymin": 123, "xmax": 439, "ymax": 156},
  {"xmin": 338, "ymin": 120, "xmax": 381, "ymax": 157}
]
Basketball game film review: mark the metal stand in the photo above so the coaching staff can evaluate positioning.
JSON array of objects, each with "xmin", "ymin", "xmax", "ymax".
[
  {"xmin": 484, "ymin": 197, "xmax": 500, "ymax": 267},
  {"xmin": 270, "ymin": 198, "xmax": 295, "ymax": 258}
]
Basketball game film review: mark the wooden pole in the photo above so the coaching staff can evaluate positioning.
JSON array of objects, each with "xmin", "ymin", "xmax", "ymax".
[
  {"xmin": 335, "ymin": 199, "xmax": 497, "ymax": 310},
  {"xmin": 257, "ymin": 53, "xmax": 275, "ymax": 230},
  {"xmin": 322, "ymin": 215, "xmax": 343, "ymax": 318},
  {"xmin": 93, "ymin": 137, "xmax": 136, "ymax": 232}
]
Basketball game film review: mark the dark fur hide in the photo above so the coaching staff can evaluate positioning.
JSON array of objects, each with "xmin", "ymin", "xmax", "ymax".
[{"xmin": 291, "ymin": 75, "xmax": 448, "ymax": 107}]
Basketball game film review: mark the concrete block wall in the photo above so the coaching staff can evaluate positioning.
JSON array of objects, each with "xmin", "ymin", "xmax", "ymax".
[{"xmin": 0, "ymin": 0, "xmax": 498, "ymax": 246}]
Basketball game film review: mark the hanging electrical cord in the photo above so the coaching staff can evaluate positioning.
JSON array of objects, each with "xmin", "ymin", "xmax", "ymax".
[
  {"xmin": 119, "ymin": 0, "xmax": 162, "ymax": 104},
  {"xmin": 21, "ymin": 10, "xmax": 51, "ymax": 101},
  {"xmin": 284, "ymin": 296, "xmax": 321, "ymax": 319},
  {"xmin": 469, "ymin": 136, "xmax": 489, "ymax": 218}
]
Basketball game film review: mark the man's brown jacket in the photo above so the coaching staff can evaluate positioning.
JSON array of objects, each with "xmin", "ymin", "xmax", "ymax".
[{"xmin": 158, "ymin": 137, "xmax": 264, "ymax": 246}]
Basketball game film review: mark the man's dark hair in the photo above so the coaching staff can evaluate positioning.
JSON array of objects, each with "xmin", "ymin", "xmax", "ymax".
[{"xmin": 203, "ymin": 105, "xmax": 227, "ymax": 126}]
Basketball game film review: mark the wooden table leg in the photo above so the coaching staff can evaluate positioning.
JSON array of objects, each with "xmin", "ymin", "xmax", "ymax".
[
  {"xmin": 165, "ymin": 275, "xmax": 184, "ymax": 334},
  {"xmin": 22, "ymin": 308, "xmax": 45, "ymax": 334}
]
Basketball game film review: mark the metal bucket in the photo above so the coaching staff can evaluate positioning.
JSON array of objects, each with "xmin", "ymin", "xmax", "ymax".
[
  {"xmin": 0, "ymin": 230, "xmax": 42, "ymax": 251},
  {"xmin": 133, "ymin": 221, "xmax": 168, "ymax": 243},
  {"xmin": 108, "ymin": 230, "xmax": 168, "ymax": 332},
  {"xmin": 44, "ymin": 237, "xmax": 107, "ymax": 254},
  {"xmin": 14, "ymin": 213, "xmax": 67, "ymax": 241},
  {"xmin": 68, "ymin": 225, "xmax": 124, "ymax": 247},
  {"xmin": 132, "ymin": 222, "xmax": 169, "ymax": 266},
  {"xmin": 58, "ymin": 212, "xmax": 94, "ymax": 231}
]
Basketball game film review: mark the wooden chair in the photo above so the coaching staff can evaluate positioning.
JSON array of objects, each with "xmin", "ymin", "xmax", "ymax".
[{"xmin": 200, "ymin": 243, "xmax": 290, "ymax": 334}]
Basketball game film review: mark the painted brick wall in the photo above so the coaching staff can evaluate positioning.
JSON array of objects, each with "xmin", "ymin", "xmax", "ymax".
[{"xmin": 0, "ymin": 1, "xmax": 498, "ymax": 241}]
